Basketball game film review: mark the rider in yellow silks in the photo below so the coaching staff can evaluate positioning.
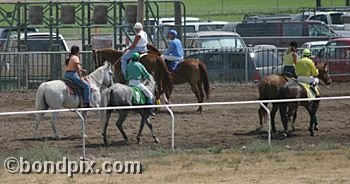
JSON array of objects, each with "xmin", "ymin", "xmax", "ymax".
[{"xmin": 295, "ymin": 49, "xmax": 319, "ymax": 94}]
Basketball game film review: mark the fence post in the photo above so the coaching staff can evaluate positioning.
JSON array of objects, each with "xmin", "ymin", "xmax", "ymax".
[
  {"xmin": 259, "ymin": 102, "xmax": 271, "ymax": 146},
  {"xmin": 165, "ymin": 105, "xmax": 175, "ymax": 151},
  {"xmin": 75, "ymin": 110, "xmax": 86, "ymax": 160}
]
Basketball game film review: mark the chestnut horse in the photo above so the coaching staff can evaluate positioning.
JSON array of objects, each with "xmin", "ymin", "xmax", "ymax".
[
  {"xmin": 92, "ymin": 46, "xmax": 210, "ymax": 112},
  {"xmin": 278, "ymin": 62, "xmax": 332, "ymax": 136},
  {"xmin": 92, "ymin": 45, "xmax": 170, "ymax": 101}
]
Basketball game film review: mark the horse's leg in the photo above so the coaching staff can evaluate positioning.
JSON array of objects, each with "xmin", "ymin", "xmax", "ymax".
[
  {"xmin": 270, "ymin": 103, "xmax": 279, "ymax": 133},
  {"xmin": 308, "ymin": 111, "xmax": 317, "ymax": 136},
  {"xmin": 116, "ymin": 110, "xmax": 129, "ymax": 145},
  {"xmin": 258, "ymin": 103, "xmax": 268, "ymax": 131},
  {"xmin": 33, "ymin": 112, "xmax": 45, "ymax": 138},
  {"xmin": 190, "ymin": 82, "xmax": 202, "ymax": 113},
  {"xmin": 50, "ymin": 112, "xmax": 60, "ymax": 139},
  {"xmin": 136, "ymin": 113, "xmax": 147, "ymax": 144},
  {"xmin": 102, "ymin": 110, "xmax": 112, "ymax": 146},
  {"xmin": 308, "ymin": 101, "xmax": 319, "ymax": 136},
  {"xmin": 291, "ymin": 110, "xmax": 298, "ymax": 131},
  {"xmin": 144, "ymin": 117, "xmax": 160, "ymax": 143},
  {"xmin": 279, "ymin": 102, "xmax": 289, "ymax": 134}
]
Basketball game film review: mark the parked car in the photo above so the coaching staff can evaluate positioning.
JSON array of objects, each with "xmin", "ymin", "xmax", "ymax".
[
  {"xmin": 235, "ymin": 20, "xmax": 337, "ymax": 47},
  {"xmin": 0, "ymin": 26, "xmax": 39, "ymax": 51},
  {"xmin": 185, "ymin": 31, "xmax": 246, "ymax": 49},
  {"xmin": 6, "ymin": 32, "xmax": 69, "ymax": 52},
  {"xmin": 299, "ymin": 40, "xmax": 328, "ymax": 59},
  {"xmin": 292, "ymin": 11, "xmax": 346, "ymax": 30},
  {"xmin": 185, "ymin": 47, "xmax": 283, "ymax": 82}
]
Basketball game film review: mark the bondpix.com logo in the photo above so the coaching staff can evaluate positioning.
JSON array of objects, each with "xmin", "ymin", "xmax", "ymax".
[{"xmin": 3, "ymin": 156, "xmax": 142, "ymax": 177}]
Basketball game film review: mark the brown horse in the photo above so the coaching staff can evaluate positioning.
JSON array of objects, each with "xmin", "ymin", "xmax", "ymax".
[
  {"xmin": 92, "ymin": 46, "xmax": 170, "ymax": 102},
  {"xmin": 92, "ymin": 46, "xmax": 210, "ymax": 112},
  {"xmin": 278, "ymin": 62, "xmax": 332, "ymax": 136},
  {"xmin": 258, "ymin": 74, "xmax": 296, "ymax": 133}
]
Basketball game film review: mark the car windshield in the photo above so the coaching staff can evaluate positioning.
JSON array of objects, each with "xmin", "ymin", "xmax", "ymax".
[
  {"xmin": 197, "ymin": 37, "xmax": 245, "ymax": 49},
  {"xmin": 25, "ymin": 38, "xmax": 66, "ymax": 51},
  {"xmin": 292, "ymin": 14, "xmax": 310, "ymax": 21},
  {"xmin": 252, "ymin": 51, "xmax": 282, "ymax": 67}
]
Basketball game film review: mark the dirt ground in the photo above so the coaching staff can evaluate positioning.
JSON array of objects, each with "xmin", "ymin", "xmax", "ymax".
[{"xmin": 0, "ymin": 82, "xmax": 350, "ymax": 183}]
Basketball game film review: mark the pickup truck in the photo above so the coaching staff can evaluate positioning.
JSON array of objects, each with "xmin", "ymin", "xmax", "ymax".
[{"xmin": 292, "ymin": 11, "xmax": 346, "ymax": 30}]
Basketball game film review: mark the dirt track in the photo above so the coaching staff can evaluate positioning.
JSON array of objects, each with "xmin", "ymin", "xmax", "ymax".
[{"xmin": 1, "ymin": 82, "xmax": 350, "ymax": 155}]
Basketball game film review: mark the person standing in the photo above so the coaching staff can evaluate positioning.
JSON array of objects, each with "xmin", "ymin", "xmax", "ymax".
[
  {"xmin": 121, "ymin": 22, "xmax": 148, "ymax": 79},
  {"xmin": 64, "ymin": 45, "xmax": 91, "ymax": 108},
  {"xmin": 283, "ymin": 41, "xmax": 298, "ymax": 77}
]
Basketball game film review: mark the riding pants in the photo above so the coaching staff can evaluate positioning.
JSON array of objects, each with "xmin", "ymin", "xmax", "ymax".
[
  {"xmin": 121, "ymin": 46, "xmax": 147, "ymax": 79},
  {"xmin": 64, "ymin": 71, "xmax": 91, "ymax": 105},
  {"xmin": 161, "ymin": 55, "xmax": 183, "ymax": 72},
  {"xmin": 128, "ymin": 79, "xmax": 154, "ymax": 104},
  {"xmin": 297, "ymin": 76, "xmax": 319, "ymax": 85}
]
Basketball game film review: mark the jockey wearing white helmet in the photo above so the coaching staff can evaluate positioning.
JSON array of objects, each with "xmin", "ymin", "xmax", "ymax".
[{"xmin": 120, "ymin": 22, "xmax": 148, "ymax": 80}]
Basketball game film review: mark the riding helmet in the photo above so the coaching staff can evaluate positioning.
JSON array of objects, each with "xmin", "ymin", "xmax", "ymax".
[
  {"xmin": 131, "ymin": 52, "xmax": 140, "ymax": 61},
  {"xmin": 302, "ymin": 49, "xmax": 311, "ymax": 57},
  {"xmin": 168, "ymin": 29, "xmax": 177, "ymax": 37},
  {"xmin": 133, "ymin": 22, "xmax": 143, "ymax": 30}
]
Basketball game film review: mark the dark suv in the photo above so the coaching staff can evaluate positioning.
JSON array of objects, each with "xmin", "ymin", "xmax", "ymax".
[{"xmin": 235, "ymin": 20, "xmax": 336, "ymax": 47}]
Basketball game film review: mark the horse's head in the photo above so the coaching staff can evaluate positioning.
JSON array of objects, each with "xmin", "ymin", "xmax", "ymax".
[
  {"xmin": 316, "ymin": 62, "xmax": 332, "ymax": 85},
  {"xmin": 89, "ymin": 61, "xmax": 114, "ymax": 88},
  {"xmin": 102, "ymin": 61, "xmax": 114, "ymax": 87}
]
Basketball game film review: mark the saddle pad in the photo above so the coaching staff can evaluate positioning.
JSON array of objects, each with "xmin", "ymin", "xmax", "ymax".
[
  {"xmin": 299, "ymin": 83, "xmax": 320, "ymax": 98},
  {"xmin": 131, "ymin": 87, "xmax": 147, "ymax": 105}
]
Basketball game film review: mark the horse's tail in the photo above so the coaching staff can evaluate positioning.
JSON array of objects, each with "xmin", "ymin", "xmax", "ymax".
[
  {"xmin": 35, "ymin": 83, "xmax": 48, "ymax": 110},
  {"xmin": 258, "ymin": 77, "xmax": 268, "ymax": 100},
  {"xmin": 198, "ymin": 61, "xmax": 210, "ymax": 100}
]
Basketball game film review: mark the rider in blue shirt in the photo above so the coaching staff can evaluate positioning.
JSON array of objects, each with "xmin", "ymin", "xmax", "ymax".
[{"xmin": 161, "ymin": 29, "xmax": 184, "ymax": 72}]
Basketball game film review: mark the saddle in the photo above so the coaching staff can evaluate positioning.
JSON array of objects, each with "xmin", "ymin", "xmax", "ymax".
[
  {"xmin": 165, "ymin": 59, "xmax": 183, "ymax": 72},
  {"xmin": 62, "ymin": 79, "xmax": 84, "ymax": 107}
]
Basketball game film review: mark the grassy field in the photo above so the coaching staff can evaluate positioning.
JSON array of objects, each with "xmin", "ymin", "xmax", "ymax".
[{"xmin": 1, "ymin": 142, "xmax": 350, "ymax": 184}]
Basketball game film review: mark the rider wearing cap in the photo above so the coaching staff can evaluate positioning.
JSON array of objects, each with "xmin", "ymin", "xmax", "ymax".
[
  {"xmin": 126, "ymin": 52, "xmax": 155, "ymax": 106},
  {"xmin": 296, "ymin": 48, "xmax": 319, "ymax": 86},
  {"xmin": 283, "ymin": 41, "xmax": 298, "ymax": 77},
  {"xmin": 161, "ymin": 29, "xmax": 184, "ymax": 72},
  {"xmin": 121, "ymin": 22, "xmax": 148, "ymax": 79}
]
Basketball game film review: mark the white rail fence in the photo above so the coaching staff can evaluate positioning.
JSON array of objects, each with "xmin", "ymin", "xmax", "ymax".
[{"xmin": 1, "ymin": 96, "xmax": 350, "ymax": 159}]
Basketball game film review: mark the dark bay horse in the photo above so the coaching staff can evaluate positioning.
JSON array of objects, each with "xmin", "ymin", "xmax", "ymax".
[
  {"xmin": 100, "ymin": 79, "xmax": 159, "ymax": 145},
  {"xmin": 278, "ymin": 62, "xmax": 332, "ymax": 136},
  {"xmin": 92, "ymin": 46, "xmax": 210, "ymax": 113}
]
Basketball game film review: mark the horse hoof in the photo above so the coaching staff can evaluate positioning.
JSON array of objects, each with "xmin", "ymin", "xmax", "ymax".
[
  {"xmin": 314, "ymin": 125, "xmax": 319, "ymax": 131},
  {"xmin": 138, "ymin": 141, "xmax": 143, "ymax": 145},
  {"xmin": 154, "ymin": 137, "xmax": 160, "ymax": 144},
  {"xmin": 310, "ymin": 132, "xmax": 315, "ymax": 136},
  {"xmin": 282, "ymin": 132, "xmax": 288, "ymax": 138},
  {"xmin": 124, "ymin": 140, "xmax": 130, "ymax": 145}
]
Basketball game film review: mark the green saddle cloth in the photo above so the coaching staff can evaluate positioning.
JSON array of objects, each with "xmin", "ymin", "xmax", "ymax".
[{"xmin": 131, "ymin": 87, "xmax": 147, "ymax": 105}]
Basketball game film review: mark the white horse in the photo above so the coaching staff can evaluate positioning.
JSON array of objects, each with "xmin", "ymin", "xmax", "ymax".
[{"xmin": 33, "ymin": 61, "xmax": 114, "ymax": 139}]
